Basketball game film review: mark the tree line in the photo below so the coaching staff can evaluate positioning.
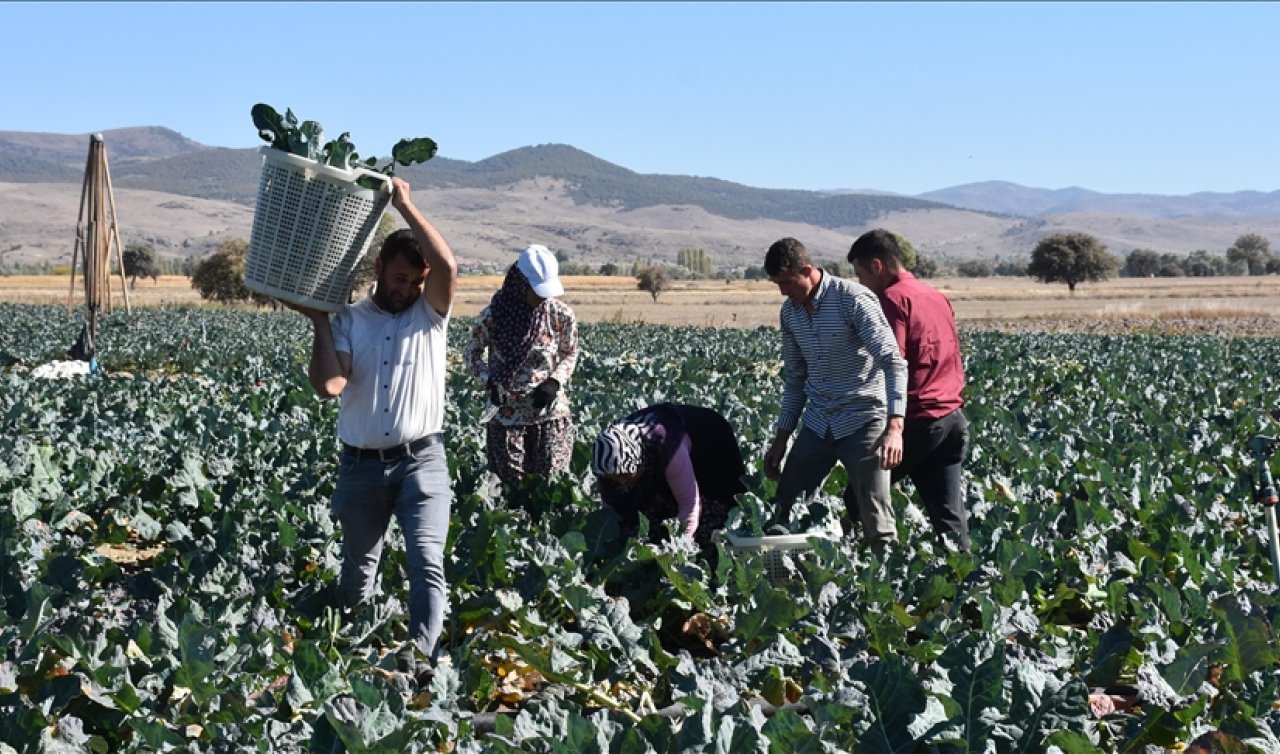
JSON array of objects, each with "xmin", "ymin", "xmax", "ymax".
[
  {"xmin": 1118, "ymin": 234, "xmax": 1275, "ymax": 278},
  {"xmin": 6, "ymin": 228, "xmax": 1273, "ymax": 304}
]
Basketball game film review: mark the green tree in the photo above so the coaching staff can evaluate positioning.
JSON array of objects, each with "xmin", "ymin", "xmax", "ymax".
[
  {"xmin": 822, "ymin": 259, "xmax": 852, "ymax": 277},
  {"xmin": 1227, "ymin": 233, "xmax": 1272, "ymax": 275},
  {"xmin": 956, "ymin": 259, "xmax": 994, "ymax": 278},
  {"xmin": 350, "ymin": 213, "xmax": 399, "ymax": 297},
  {"xmin": 122, "ymin": 243, "xmax": 160, "ymax": 288},
  {"xmin": 598, "ymin": 262, "xmax": 620, "ymax": 276},
  {"xmin": 677, "ymin": 247, "xmax": 715, "ymax": 276},
  {"xmin": 190, "ymin": 238, "xmax": 267, "ymax": 304},
  {"xmin": 1027, "ymin": 232, "xmax": 1120, "ymax": 293},
  {"xmin": 1183, "ymin": 249, "xmax": 1221, "ymax": 277},
  {"xmin": 1123, "ymin": 249, "xmax": 1161, "ymax": 278},
  {"xmin": 913, "ymin": 255, "xmax": 939, "ymax": 278},
  {"xmin": 992, "ymin": 259, "xmax": 1027, "ymax": 276},
  {"xmin": 892, "ymin": 233, "xmax": 918, "ymax": 270},
  {"xmin": 1157, "ymin": 253, "xmax": 1182, "ymax": 272},
  {"xmin": 636, "ymin": 265, "xmax": 670, "ymax": 302}
]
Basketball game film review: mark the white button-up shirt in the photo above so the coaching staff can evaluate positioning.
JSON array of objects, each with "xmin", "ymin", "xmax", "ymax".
[{"xmin": 331, "ymin": 294, "xmax": 449, "ymax": 449}]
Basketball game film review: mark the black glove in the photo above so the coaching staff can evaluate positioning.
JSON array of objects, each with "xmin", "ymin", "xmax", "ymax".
[
  {"xmin": 488, "ymin": 382, "xmax": 501, "ymax": 406},
  {"xmin": 530, "ymin": 378, "xmax": 560, "ymax": 409}
]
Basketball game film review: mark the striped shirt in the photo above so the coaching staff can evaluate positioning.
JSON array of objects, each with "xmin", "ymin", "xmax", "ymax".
[{"xmin": 777, "ymin": 271, "xmax": 908, "ymax": 439}]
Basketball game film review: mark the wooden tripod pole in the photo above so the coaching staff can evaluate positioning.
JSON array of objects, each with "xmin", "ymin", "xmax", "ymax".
[
  {"xmin": 102, "ymin": 144, "xmax": 132, "ymax": 314},
  {"xmin": 66, "ymin": 134, "xmax": 131, "ymax": 318},
  {"xmin": 66, "ymin": 141, "xmax": 95, "ymax": 314}
]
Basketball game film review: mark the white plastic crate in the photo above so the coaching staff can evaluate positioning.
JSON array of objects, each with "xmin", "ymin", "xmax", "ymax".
[
  {"xmin": 723, "ymin": 524, "xmax": 841, "ymax": 583},
  {"xmin": 244, "ymin": 147, "xmax": 393, "ymax": 312}
]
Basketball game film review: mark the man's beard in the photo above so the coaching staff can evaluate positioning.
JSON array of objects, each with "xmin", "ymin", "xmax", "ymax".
[{"xmin": 374, "ymin": 285, "xmax": 417, "ymax": 314}]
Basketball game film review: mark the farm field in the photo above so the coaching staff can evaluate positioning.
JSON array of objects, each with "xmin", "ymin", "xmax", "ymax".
[
  {"xmin": 5, "ymin": 274, "xmax": 1280, "ymax": 332},
  {"xmin": 5, "ymin": 302, "xmax": 1280, "ymax": 751}
]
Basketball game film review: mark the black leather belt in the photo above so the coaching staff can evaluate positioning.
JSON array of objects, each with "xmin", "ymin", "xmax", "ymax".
[{"xmin": 342, "ymin": 433, "xmax": 443, "ymax": 462}]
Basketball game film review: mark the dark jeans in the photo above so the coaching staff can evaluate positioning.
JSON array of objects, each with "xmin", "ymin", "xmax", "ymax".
[
  {"xmin": 331, "ymin": 442, "xmax": 452, "ymax": 661},
  {"xmin": 846, "ymin": 409, "xmax": 970, "ymax": 550}
]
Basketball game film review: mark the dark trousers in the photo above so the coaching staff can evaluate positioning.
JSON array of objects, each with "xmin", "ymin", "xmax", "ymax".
[
  {"xmin": 331, "ymin": 443, "xmax": 452, "ymax": 661},
  {"xmin": 846, "ymin": 408, "xmax": 970, "ymax": 550}
]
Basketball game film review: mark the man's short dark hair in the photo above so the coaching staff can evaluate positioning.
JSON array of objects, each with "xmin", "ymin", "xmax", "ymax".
[
  {"xmin": 847, "ymin": 229, "xmax": 904, "ymax": 268},
  {"xmin": 379, "ymin": 228, "xmax": 427, "ymax": 268},
  {"xmin": 765, "ymin": 237, "xmax": 812, "ymax": 276}
]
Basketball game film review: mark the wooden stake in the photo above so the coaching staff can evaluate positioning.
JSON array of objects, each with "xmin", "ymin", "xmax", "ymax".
[
  {"xmin": 101, "ymin": 144, "xmax": 131, "ymax": 314},
  {"xmin": 67, "ymin": 134, "xmax": 131, "ymax": 318},
  {"xmin": 66, "ymin": 140, "xmax": 96, "ymax": 314}
]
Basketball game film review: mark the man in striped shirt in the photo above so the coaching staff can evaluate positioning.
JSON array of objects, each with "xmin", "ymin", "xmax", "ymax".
[{"xmin": 762, "ymin": 237, "xmax": 909, "ymax": 553}]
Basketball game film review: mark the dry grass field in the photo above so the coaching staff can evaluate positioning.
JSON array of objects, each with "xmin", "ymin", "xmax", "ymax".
[{"xmin": 6, "ymin": 274, "xmax": 1280, "ymax": 333}]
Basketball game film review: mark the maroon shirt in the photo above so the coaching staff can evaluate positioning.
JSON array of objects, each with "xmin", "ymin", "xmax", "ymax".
[{"xmin": 879, "ymin": 270, "xmax": 965, "ymax": 420}]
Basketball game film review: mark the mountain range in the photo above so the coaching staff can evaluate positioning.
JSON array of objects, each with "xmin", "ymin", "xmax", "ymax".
[{"xmin": 3, "ymin": 126, "xmax": 1279, "ymax": 270}]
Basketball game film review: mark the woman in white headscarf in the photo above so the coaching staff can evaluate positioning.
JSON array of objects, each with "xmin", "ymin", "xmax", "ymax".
[
  {"xmin": 465, "ymin": 245, "xmax": 578, "ymax": 498},
  {"xmin": 592, "ymin": 403, "xmax": 747, "ymax": 554}
]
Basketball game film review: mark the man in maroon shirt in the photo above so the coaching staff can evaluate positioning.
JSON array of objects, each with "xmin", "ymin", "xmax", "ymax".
[{"xmin": 844, "ymin": 229, "xmax": 972, "ymax": 551}]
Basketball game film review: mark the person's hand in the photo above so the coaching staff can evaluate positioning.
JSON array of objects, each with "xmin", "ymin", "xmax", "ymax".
[
  {"xmin": 390, "ymin": 176, "xmax": 413, "ymax": 213},
  {"xmin": 279, "ymin": 299, "xmax": 327, "ymax": 322},
  {"xmin": 875, "ymin": 418, "xmax": 904, "ymax": 470},
  {"xmin": 530, "ymin": 378, "xmax": 560, "ymax": 409},
  {"xmin": 764, "ymin": 437, "xmax": 789, "ymax": 480}
]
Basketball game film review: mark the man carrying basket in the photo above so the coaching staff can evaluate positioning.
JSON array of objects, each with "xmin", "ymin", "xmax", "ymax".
[{"xmin": 284, "ymin": 177, "xmax": 457, "ymax": 683}]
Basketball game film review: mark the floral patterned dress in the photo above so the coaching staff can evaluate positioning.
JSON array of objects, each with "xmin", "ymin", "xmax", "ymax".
[{"xmin": 464, "ymin": 296, "xmax": 578, "ymax": 486}]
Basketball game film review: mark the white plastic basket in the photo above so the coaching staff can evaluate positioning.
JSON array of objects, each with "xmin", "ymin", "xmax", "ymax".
[
  {"xmin": 244, "ymin": 147, "xmax": 393, "ymax": 312},
  {"xmin": 723, "ymin": 525, "xmax": 841, "ymax": 583}
]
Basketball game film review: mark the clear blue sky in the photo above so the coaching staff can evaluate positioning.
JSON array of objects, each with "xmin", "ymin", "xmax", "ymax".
[{"xmin": 5, "ymin": 1, "xmax": 1277, "ymax": 196}]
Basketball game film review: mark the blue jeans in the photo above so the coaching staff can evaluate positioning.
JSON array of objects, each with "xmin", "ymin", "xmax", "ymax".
[
  {"xmin": 330, "ymin": 442, "xmax": 452, "ymax": 660},
  {"xmin": 775, "ymin": 419, "xmax": 896, "ymax": 551}
]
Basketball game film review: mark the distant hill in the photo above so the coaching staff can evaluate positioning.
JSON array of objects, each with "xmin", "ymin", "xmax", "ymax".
[
  {"xmin": 0, "ymin": 153, "xmax": 81, "ymax": 183},
  {"xmin": 4, "ymin": 127, "xmax": 1280, "ymax": 270},
  {"xmin": 399, "ymin": 144, "xmax": 955, "ymax": 228},
  {"xmin": 918, "ymin": 182, "xmax": 1093, "ymax": 217},
  {"xmin": 112, "ymin": 148, "xmax": 266, "ymax": 204},
  {"xmin": 11, "ymin": 128, "xmax": 1280, "ymax": 221},
  {"xmin": 920, "ymin": 180, "xmax": 1280, "ymax": 219},
  {"xmin": 0, "ymin": 126, "xmax": 209, "ymax": 165},
  {"xmin": 0, "ymin": 131, "xmax": 957, "ymax": 229}
]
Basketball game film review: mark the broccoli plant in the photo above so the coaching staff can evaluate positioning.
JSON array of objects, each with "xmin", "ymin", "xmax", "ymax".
[{"xmin": 251, "ymin": 103, "xmax": 436, "ymax": 188}]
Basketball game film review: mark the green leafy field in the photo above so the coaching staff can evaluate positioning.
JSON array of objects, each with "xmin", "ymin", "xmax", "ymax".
[{"xmin": 4, "ymin": 303, "xmax": 1280, "ymax": 752}]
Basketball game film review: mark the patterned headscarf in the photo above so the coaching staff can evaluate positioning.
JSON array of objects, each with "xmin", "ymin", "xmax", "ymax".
[
  {"xmin": 487, "ymin": 264, "xmax": 549, "ymax": 390},
  {"xmin": 592, "ymin": 422, "xmax": 645, "ymax": 477}
]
